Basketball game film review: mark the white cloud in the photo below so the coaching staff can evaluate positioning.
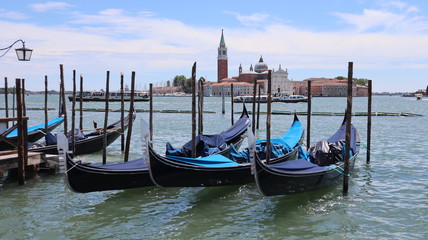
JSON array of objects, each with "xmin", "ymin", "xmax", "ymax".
[
  {"xmin": 223, "ymin": 11, "xmax": 270, "ymax": 27},
  {"xmin": 334, "ymin": 1, "xmax": 428, "ymax": 33},
  {"xmin": 0, "ymin": 10, "xmax": 29, "ymax": 20},
  {"xmin": 3, "ymin": 4, "xmax": 428, "ymax": 92},
  {"xmin": 99, "ymin": 8, "xmax": 125, "ymax": 16},
  {"xmin": 138, "ymin": 11, "xmax": 158, "ymax": 17},
  {"xmin": 30, "ymin": 1, "xmax": 73, "ymax": 12}
]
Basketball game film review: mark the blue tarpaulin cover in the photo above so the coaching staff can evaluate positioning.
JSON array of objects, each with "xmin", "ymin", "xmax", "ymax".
[
  {"xmin": 165, "ymin": 154, "xmax": 240, "ymax": 167},
  {"xmin": 229, "ymin": 118, "xmax": 304, "ymax": 163},
  {"xmin": 166, "ymin": 117, "xmax": 250, "ymax": 157},
  {"xmin": 6, "ymin": 117, "xmax": 64, "ymax": 138},
  {"xmin": 265, "ymin": 122, "xmax": 359, "ymax": 173},
  {"xmin": 255, "ymin": 119, "xmax": 303, "ymax": 152}
]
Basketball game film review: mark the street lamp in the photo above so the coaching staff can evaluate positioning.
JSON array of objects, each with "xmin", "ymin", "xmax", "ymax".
[{"xmin": 0, "ymin": 39, "xmax": 33, "ymax": 61}]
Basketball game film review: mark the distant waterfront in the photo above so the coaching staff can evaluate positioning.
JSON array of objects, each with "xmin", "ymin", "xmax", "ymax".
[{"xmin": 0, "ymin": 88, "xmax": 426, "ymax": 97}]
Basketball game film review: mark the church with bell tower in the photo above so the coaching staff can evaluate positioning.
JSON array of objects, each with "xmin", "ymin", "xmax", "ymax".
[
  {"xmin": 217, "ymin": 29, "xmax": 228, "ymax": 82},
  {"xmin": 208, "ymin": 30, "xmax": 293, "ymax": 96}
]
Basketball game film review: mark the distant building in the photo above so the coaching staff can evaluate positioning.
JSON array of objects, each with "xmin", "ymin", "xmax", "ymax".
[
  {"xmin": 205, "ymin": 30, "xmax": 293, "ymax": 96},
  {"xmin": 204, "ymin": 81, "xmax": 254, "ymax": 97},
  {"xmin": 217, "ymin": 29, "xmax": 228, "ymax": 82},
  {"xmin": 151, "ymin": 86, "xmax": 180, "ymax": 95},
  {"xmin": 293, "ymin": 78, "xmax": 368, "ymax": 97}
]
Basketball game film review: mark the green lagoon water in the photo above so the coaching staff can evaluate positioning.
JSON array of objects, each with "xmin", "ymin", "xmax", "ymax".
[{"xmin": 0, "ymin": 95, "xmax": 427, "ymax": 239}]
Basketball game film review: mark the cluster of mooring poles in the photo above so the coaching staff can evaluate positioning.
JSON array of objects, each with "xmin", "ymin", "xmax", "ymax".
[
  {"xmin": 60, "ymin": 64, "xmax": 138, "ymax": 164},
  {"xmin": 304, "ymin": 62, "xmax": 372, "ymax": 194},
  {"xmin": 1, "ymin": 78, "xmax": 29, "ymax": 185},
  {"xmin": 2, "ymin": 61, "xmax": 372, "ymax": 192},
  {"xmin": 220, "ymin": 61, "xmax": 372, "ymax": 195}
]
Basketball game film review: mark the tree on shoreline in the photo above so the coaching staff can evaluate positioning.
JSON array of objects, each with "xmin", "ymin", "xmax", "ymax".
[
  {"xmin": 335, "ymin": 76, "xmax": 369, "ymax": 86},
  {"xmin": 172, "ymin": 75, "xmax": 205, "ymax": 93}
]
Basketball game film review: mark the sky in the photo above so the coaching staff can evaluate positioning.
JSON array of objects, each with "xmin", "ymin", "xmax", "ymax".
[{"xmin": 1, "ymin": 0, "xmax": 428, "ymax": 92}]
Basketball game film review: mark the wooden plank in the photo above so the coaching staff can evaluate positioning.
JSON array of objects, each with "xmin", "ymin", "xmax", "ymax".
[{"xmin": 0, "ymin": 152, "xmax": 43, "ymax": 171}]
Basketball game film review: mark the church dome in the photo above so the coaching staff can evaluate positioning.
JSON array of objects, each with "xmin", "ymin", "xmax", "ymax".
[{"xmin": 254, "ymin": 55, "xmax": 268, "ymax": 73}]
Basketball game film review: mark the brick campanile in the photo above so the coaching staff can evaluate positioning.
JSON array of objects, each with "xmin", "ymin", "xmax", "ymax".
[{"xmin": 217, "ymin": 29, "xmax": 228, "ymax": 82}]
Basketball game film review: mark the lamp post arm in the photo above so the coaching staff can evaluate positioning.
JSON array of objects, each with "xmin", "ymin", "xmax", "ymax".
[{"xmin": 0, "ymin": 39, "xmax": 25, "ymax": 57}]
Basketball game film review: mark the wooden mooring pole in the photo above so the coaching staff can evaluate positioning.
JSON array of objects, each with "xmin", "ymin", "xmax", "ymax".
[
  {"xmin": 22, "ymin": 79, "xmax": 28, "ymax": 168},
  {"xmin": 231, "ymin": 83, "xmax": 234, "ymax": 125},
  {"xmin": 366, "ymin": 80, "xmax": 372, "ymax": 164},
  {"xmin": 59, "ymin": 64, "xmax": 68, "ymax": 137},
  {"xmin": 79, "ymin": 74, "xmax": 83, "ymax": 131},
  {"xmin": 200, "ymin": 80, "xmax": 204, "ymax": 132},
  {"xmin": 102, "ymin": 71, "xmax": 110, "ymax": 164},
  {"xmin": 198, "ymin": 79, "xmax": 204, "ymax": 134},
  {"xmin": 257, "ymin": 84, "xmax": 261, "ymax": 130},
  {"xmin": 120, "ymin": 72, "xmax": 125, "ymax": 152},
  {"xmin": 266, "ymin": 70, "xmax": 272, "ymax": 164},
  {"xmin": 12, "ymin": 86, "xmax": 15, "ymax": 126},
  {"xmin": 15, "ymin": 78, "xmax": 26, "ymax": 185},
  {"xmin": 191, "ymin": 63, "xmax": 197, "ymax": 158},
  {"xmin": 343, "ymin": 62, "xmax": 353, "ymax": 195},
  {"xmin": 4, "ymin": 77, "xmax": 9, "ymax": 128},
  {"xmin": 72, "ymin": 70, "xmax": 77, "ymax": 155},
  {"xmin": 149, "ymin": 83, "xmax": 153, "ymax": 143},
  {"xmin": 252, "ymin": 79, "xmax": 257, "ymax": 134},
  {"xmin": 307, "ymin": 80, "xmax": 312, "ymax": 150},
  {"xmin": 44, "ymin": 76, "xmax": 48, "ymax": 133},
  {"xmin": 221, "ymin": 85, "xmax": 225, "ymax": 115},
  {"xmin": 124, "ymin": 71, "xmax": 135, "ymax": 162}
]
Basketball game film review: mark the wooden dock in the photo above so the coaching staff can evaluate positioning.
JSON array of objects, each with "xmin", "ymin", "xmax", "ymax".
[{"xmin": 0, "ymin": 151, "xmax": 46, "ymax": 180}]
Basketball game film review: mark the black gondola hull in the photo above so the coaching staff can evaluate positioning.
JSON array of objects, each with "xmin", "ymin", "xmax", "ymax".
[
  {"xmin": 254, "ymin": 154, "xmax": 358, "ymax": 196},
  {"xmin": 29, "ymin": 112, "xmax": 134, "ymax": 155},
  {"xmin": 148, "ymin": 145, "xmax": 299, "ymax": 187},
  {"xmin": 253, "ymin": 121, "xmax": 360, "ymax": 196},
  {"xmin": 65, "ymin": 154, "xmax": 153, "ymax": 193},
  {"xmin": 30, "ymin": 129, "xmax": 123, "ymax": 155}
]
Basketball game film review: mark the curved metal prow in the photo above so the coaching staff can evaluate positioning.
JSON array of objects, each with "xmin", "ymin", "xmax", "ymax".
[
  {"xmin": 342, "ymin": 109, "xmax": 347, "ymax": 125},
  {"xmin": 293, "ymin": 110, "xmax": 299, "ymax": 122},
  {"xmin": 240, "ymin": 103, "xmax": 249, "ymax": 119}
]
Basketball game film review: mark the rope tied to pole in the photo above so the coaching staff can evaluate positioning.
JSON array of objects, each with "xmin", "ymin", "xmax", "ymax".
[
  {"xmin": 359, "ymin": 142, "xmax": 370, "ymax": 152},
  {"xmin": 325, "ymin": 165, "xmax": 351, "ymax": 177}
]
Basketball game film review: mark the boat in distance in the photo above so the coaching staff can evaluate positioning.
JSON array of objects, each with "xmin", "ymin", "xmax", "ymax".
[
  {"xmin": 233, "ymin": 94, "xmax": 308, "ymax": 103},
  {"xmin": 233, "ymin": 95, "xmax": 268, "ymax": 103},
  {"xmin": 68, "ymin": 91, "xmax": 149, "ymax": 102},
  {"xmin": 253, "ymin": 119, "xmax": 360, "ymax": 196},
  {"xmin": 273, "ymin": 94, "xmax": 308, "ymax": 103}
]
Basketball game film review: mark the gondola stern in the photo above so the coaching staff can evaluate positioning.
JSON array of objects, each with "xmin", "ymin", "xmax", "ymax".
[{"xmin": 147, "ymin": 145, "xmax": 167, "ymax": 187}]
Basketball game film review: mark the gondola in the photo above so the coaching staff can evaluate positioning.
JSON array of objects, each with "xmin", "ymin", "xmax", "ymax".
[
  {"xmin": 64, "ymin": 154, "xmax": 152, "ymax": 193},
  {"xmin": 29, "ymin": 112, "xmax": 135, "ymax": 155},
  {"xmin": 253, "ymin": 120, "xmax": 360, "ymax": 196},
  {"xmin": 148, "ymin": 114, "xmax": 304, "ymax": 187},
  {"xmin": 0, "ymin": 116, "xmax": 64, "ymax": 151},
  {"xmin": 62, "ymin": 107, "xmax": 250, "ymax": 193}
]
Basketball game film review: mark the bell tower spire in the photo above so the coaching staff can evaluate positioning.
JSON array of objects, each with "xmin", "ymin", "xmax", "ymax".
[{"xmin": 217, "ymin": 29, "xmax": 228, "ymax": 82}]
